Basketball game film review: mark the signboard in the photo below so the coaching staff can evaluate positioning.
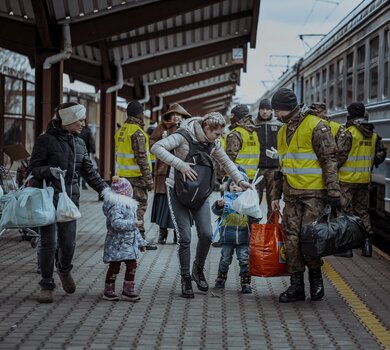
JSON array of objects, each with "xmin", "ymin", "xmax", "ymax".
[{"xmin": 232, "ymin": 48, "xmax": 244, "ymax": 64}]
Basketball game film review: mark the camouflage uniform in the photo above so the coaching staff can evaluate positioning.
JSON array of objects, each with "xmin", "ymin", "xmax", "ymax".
[
  {"xmin": 272, "ymin": 110, "xmax": 340, "ymax": 274},
  {"xmin": 124, "ymin": 116, "xmax": 154, "ymax": 237},
  {"xmin": 339, "ymin": 119, "xmax": 386, "ymax": 237}
]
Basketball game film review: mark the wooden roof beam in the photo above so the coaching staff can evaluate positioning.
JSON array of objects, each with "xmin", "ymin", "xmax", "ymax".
[
  {"xmin": 0, "ymin": 17, "xmax": 35, "ymax": 57},
  {"xmin": 250, "ymin": 0, "xmax": 261, "ymax": 49},
  {"xmin": 71, "ymin": 0, "xmax": 223, "ymax": 46},
  {"xmin": 148, "ymin": 64, "xmax": 242, "ymax": 95},
  {"xmin": 122, "ymin": 35, "xmax": 249, "ymax": 78},
  {"xmin": 180, "ymin": 91, "xmax": 232, "ymax": 107},
  {"xmin": 31, "ymin": 0, "xmax": 56, "ymax": 49},
  {"xmin": 107, "ymin": 10, "xmax": 252, "ymax": 49},
  {"xmin": 163, "ymin": 81, "xmax": 234, "ymax": 105}
]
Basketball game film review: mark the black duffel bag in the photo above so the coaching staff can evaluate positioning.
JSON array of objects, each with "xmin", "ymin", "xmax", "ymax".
[{"xmin": 301, "ymin": 205, "xmax": 366, "ymax": 258}]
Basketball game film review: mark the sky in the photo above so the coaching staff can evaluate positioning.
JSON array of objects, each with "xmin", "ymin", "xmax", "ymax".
[
  {"xmin": 235, "ymin": 0, "xmax": 364, "ymax": 105},
  {"xmin": 64, "ymin": 0, "xmax": 365, "ymax": 105}
]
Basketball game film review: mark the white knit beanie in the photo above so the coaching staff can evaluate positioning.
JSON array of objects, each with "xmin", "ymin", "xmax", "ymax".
[{"xmin": 58, "ymin": 105, "xmax": 86, "ymax": 126}]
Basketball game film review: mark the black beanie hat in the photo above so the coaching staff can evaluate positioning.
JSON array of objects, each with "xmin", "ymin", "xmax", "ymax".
[
  {"xmin": 347, "ymin": 102, "xmax": 365, "ymax": 120},
  {"xmin": 231, "ymin": 104, "xmax": 249, "ymax": 119},
  {"xmin": 126, "ymin": 101, "xmax": 143, "ymax": 117},
  {"xmin": 259, "ymin": 98, "xmax": 272, "ymax": 109},
  {"xmin": 271, "ymin": 88, "xmax": 298, "ymax": 111}
]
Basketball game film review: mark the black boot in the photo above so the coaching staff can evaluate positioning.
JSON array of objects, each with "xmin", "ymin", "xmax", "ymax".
[
  {"xmin": 308, "ymin": 268, "xmax": 324, "ymax": 301},
  {"xmin": 191, "ymin": 262, "xmax": 209, "ymax": 291},
  {"xmin": 141, "ymin": 231, "xmax": 157, "ymax": 250},
  {"xmin": 181, "ymin": 274, "xmax": 194, "ymax": 298},
  {"xmin": 334, "ymin": 249, "xmax": 353, "ymax": 258},
  {"xmin": 361, "ymin": 237, "xmax": 372, "ymax": 257},
  {"xmin": 279, "ymin": 272, "xmax": 305, "ymax": 303},
  {"xmin": 241, "ymin": 275, "xmax": 252, "ymax": 294},
  {"xmin": 158, "ymin": 228, "xmax": 168, "ymax": 244},
  {"xmin": 173, "ymin": 230, "xmax": 178, "ymax": 244}
]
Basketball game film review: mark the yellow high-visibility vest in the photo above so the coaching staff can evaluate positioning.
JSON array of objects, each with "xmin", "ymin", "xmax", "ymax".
[
  {"xmin": 231, "ymin": 126, "xmax": 260, "ymax": 180},
  {"xmin": 220, "ymin": 134, "xmax": 227, "ymax": 150},
  {"xmin": 115, "ymin": 123, "xmax": 152, "ymax": 177},
  {"xmin": 329, "ymin": 120, "xmax": 342, "ymax": 138},
  {"xmin": 278, "ymin": 114, "xmax": 326, "ymax": 190},
  {"xmin": 339, "ymin": 126, "xmax": 376, "ymax": 183}
]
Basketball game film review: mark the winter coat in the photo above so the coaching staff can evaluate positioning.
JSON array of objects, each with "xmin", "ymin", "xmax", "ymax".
[
  {"xmin": 253, "ymin": 116, "xmax": 281, "ymax": 168},
  {"xmin": 102, "ymin": 190, "xmax": 148, "ymax": 263},
  {"xmin": 149, "ymin": 121, "xmax": 178, "ymax": 194},
  {"xmin": 212, "ymin": 191, "xmax": 251, "ymax": 244},
  {"xmin": 29, "ymin": 119, "xmax": 108, "ymax": 207},
  {"xmin": 150, "ymin": 117, "xmax": 244, "ymax": 188}
]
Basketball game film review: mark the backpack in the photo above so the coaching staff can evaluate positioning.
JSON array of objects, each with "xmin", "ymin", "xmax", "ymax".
[{"xmin": 174, "ymin": 128, "xmax": 215, "ymax": 210}]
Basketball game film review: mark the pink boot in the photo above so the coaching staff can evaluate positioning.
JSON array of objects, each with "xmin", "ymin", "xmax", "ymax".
[
  {"xmin": 122, "ymin": 281, "xmax": 141, "ymax": 301},
  {"xmin": 103, "ymin": 283, "xmax": 119, "ymax": 301}
]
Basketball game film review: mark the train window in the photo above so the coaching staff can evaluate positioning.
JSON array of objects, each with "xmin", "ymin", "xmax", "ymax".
[
  {"xmin": 385, "ymin": 61, "xmax": 389, "ymax": 98},
  {"xmin": 338, "ymin": 59, "xmax": 344, "ymax": 75},
  {"xmin": 347, "ymin": 77, "xmax": 353, "ymax": 105},
  {"xmin": 357, "ymin": 72, "xmax": 364, "ymax": 101},
  {"xmin": 369, "ymin": 36, "xmax": 379, "ymax": 60},
  {"xmin": 369, "ymin": 67, "xmax": 378, "ymax": 100},
  {"xmin": 347, "ymin": 52, "xmax": 353, "ymax": 69},
  {"xmin": 329, "ymin": 64, "xmax": 335, "ymax": 81},
  {"xmin": 329, "ymin": 85, "xmax": 334, "ymax": 109},
  {"xmin": 337, "ymin": 81, "xmax": 343, "ymax": 108},
  {"xmin": 357, "ymin": 45, "xmax": 365, "ymax": 65}
]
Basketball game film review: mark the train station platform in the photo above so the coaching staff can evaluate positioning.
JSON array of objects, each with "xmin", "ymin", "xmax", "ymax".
[{"xmin": 0, "ymin": 190, "xmax": 389, "ymax": 350}]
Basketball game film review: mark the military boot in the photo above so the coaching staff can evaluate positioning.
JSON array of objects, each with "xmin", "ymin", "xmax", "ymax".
[
  {"xmin": 191, "ymin": 262, "xmax": 209, "ymax": 292},
  {"xmin": 361, "ymin": 237, "xmax": 372, "ymax": 257},
  {"xmin": 158, "ymin": 228, "xmax": 168, "ymax": 244},
  {"xmin": 181, "ymin": 274, "xmax": 194, "ymax": 298},
  {"xmin": 308, "ymin": 268, "xmax": 324, "ymax": 301},
  {"xmin": 279, "ymin": 272, "xmax": 305, "ymax": 303}
]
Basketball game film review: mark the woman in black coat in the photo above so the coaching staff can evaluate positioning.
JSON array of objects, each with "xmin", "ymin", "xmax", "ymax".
[{"xmin": 29, "ymin": 102, "xmax": 108, "ymax": 303}]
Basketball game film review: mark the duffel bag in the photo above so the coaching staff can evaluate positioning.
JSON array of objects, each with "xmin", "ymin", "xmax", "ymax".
[
  {"xmin": 301, "ymin": 204, "xmax": 366, "ymax": 258},
  {"xmin": 0, "ymin": 175, "xmax": 56, "ymax": 228}
]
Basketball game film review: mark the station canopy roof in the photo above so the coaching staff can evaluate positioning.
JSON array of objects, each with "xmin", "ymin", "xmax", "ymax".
[{"xmin": 0, "ymin": 0, "xmax": 260, "ymax": 115}]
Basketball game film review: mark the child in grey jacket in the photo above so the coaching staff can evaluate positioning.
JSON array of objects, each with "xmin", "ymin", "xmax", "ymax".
[{"xmin": 102, "ymin": 176, "xmax": 148, "ymax": 301}]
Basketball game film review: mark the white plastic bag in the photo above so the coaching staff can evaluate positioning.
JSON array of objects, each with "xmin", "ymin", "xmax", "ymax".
[
  {"xmin": 231, "ymin": 173, "xmax": 263, "ymax": 219},
  {"xmin": 56, "ymin": 174, "xmax": 81, "ymax": 222},
  {"xmin": 0, "ymin": 175, "xmax": 56, "ymax": 228}
]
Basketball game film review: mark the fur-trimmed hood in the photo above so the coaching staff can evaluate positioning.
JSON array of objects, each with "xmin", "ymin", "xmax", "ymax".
[{"xmin": 102, "ymin": 188, "xmax": 138, "ymax": 211}]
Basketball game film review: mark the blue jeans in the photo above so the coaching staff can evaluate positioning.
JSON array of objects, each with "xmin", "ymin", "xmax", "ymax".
[
  {"xmin": 218, "ymin": 243, "xmax": 249, "ymax": 276},
  {"xmin": 39, "ymin": 220, "xmax": 77, "ymax": 290}
]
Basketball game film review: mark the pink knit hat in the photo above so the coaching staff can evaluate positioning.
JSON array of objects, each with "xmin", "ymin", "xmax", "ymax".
[{"xmin": 111, "ymin": 176, "xmax": 133, "ymax": 197}]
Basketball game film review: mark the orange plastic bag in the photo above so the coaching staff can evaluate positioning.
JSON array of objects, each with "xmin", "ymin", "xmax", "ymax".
[{"xmin": 249, "ymin": 210, "xmax": 287, "ymax": 277}]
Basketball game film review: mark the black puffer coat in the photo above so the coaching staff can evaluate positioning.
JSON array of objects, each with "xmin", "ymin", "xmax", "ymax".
[{"xmin": 29, "ymin": 120, "xmax": 108, "ymax": 206}]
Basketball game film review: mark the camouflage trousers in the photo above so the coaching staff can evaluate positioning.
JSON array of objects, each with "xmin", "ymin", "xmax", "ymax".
[
  {"xmin": 340, "ymin": 183, "xmax": 372, "ymax": 236},
  {"xmin": 127, "ymin": 178, "xmax": 148, "ymax": 238},
  {"xmin": 282, "ymin": 196, "xmax": 324, "ymax": 274},
  {"xmin": 255, "ymin": 168, "xmax": 278, "ymax": 219}
]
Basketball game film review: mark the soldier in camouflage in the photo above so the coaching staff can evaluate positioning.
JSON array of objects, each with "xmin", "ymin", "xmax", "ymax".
[
  {"xmin": 115, "ymin": 101, "xmax": 157, "ymax": 250},
  {"xmin": 270, "ymin": 88, "xmax": 340, "ymax": 303},
  {"xmin": 338, "ymin": 103, "xmax": 386, "ymax": 257}
]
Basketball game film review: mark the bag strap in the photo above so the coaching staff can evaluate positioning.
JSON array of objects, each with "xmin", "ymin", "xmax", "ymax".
[
  {"xmin": 267, "ymin": 209, "xmax": 282, "ymax": 224},
  {"xmin": 317, "ymin": 204, "xmax": 332, "ymax": 223}
]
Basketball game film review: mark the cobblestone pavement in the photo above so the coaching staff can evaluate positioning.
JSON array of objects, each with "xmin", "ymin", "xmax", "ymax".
[{"xmin": 0, "ymin": 190, "xmax": 384, "ymax": 349}]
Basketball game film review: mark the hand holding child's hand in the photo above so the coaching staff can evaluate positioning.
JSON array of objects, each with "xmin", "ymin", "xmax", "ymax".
[{"xmin": 217, "ymin": 199, "xmax": 225, "ymax": 207}]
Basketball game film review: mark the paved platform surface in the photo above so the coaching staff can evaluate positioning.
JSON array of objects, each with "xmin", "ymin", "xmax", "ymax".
[{"xmin": 0, "ymin": 189, "xmax": 389, "ymax": 349}]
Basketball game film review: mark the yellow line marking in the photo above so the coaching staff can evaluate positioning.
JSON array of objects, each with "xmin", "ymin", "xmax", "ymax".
[
  {"xmin": 323, "ymin": 259, "xmax": 390, "ymax": 349},
  {"xmin": 373, "ymin": 246, "xmax": 390, "ymax": 262}
]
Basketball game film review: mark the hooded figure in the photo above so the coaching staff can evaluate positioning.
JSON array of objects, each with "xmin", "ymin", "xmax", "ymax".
[{"xmin": 271, "ymin": 88, "xmax": 340, "ymax": 303}]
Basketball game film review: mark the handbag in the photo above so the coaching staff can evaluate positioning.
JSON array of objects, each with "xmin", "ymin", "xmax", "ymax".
[
  {"xmin": 0, "ymin": 175, "xmax": 56, "ymax": 228},
  {"xmin": 249, "ymin": 210, "xmax": 287, "ymax": 277},
  {"xmin": 301, "ymin": 204, "xmax": 366, "ymax": 258},
  {"xmin": 56, "ymin": 174, "xmax": 81, "ymax": 222}
]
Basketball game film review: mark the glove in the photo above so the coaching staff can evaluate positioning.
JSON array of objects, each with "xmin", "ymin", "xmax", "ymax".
[
  {"xmin": 146, "ymin": 177, "xmax": 154, "ymax": 192},
  {"xmin": 50, "ymin": 167, "xmax": 67, "ymax": 179},
  {"xmin": 327, "ymin": 196, "xmax": 341, "ymax": 210}
]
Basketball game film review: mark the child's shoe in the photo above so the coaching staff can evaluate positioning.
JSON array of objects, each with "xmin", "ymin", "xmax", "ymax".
[
  {"xmin": 241, "ymin": 275, "xmax": 252, "ymax": 294},
  {"xmin": 103, "ymin": 283, "xmax": 119, "ymax": 301},
  {"xmin": 122, "ymin": 281, "xmax": 141, "ymax": 301},
  {"xmin": 215, "ymin": 272, "xmax": 227, "ymax": 288}
]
